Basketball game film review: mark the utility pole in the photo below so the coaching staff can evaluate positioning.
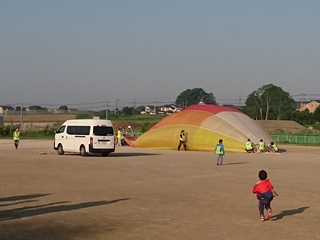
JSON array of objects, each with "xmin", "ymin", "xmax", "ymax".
[
  {"xmin": 20, "ymin": 104, "xmax": 23, "ymax": 126},
  {"xmin": 115, "ymin": 99, "xmax": 118, "ymax": 114},
  {"xmin": 299, "ymin": 93, "xmax": 305, "ymax": 109},
  {"xmin": 106, "ymin": 101, "xmax": 108, "ymax": 120},
  {"xmin": 238, "ymin": 95, "xmax": 242, "ymax": 107},
  {"xmin": 133, "ymin": 98, "xmax": 136, "ymax": 115}
]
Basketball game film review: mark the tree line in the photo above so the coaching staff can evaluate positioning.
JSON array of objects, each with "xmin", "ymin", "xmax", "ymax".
[
  {"xmin": 100, "ymin": 85, "xmax": 320, "ymax": 127},
  {"xmin": 6, "ymin": 84, "xmax": 320, "ymax": 127}
]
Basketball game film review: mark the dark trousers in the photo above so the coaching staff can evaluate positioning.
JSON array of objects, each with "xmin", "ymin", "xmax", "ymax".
[
  {"xmin": 258, "ymin": 199, "xmax": 271, "ymax": 216},
  {"xmin": 178, "ymin": 141, "xmax": 187, "ymax": 151},
  {"xmin": 14, "ymin": 140, "xmax": 19, "ymax": 149}
]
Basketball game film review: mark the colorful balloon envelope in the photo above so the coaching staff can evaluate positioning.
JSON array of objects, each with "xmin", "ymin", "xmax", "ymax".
[{"xmin": 134, "ymin": 104, "xmax": 273, "ymax": 152}]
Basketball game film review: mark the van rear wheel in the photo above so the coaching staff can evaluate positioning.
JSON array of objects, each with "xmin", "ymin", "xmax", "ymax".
[
  {"xmin": 80, "ymin": 145, "xmax": 86, "ymax": 156},
  {"xmin": 57, "ymin": 145, "xmax": 64, "ymax": 155}
]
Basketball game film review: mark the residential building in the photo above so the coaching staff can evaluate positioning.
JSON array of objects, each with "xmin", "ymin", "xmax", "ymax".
[
  {"xmin": 142, "ymin": 104, "xmax": 182, "ymax": 115},
  {"xmin": 0, "ymin": 105, "xmax": 14, "ymax": 116},
  {"xmin": 158, "ymin": 104, "xmax": 182, "ymax": 115},
  {"xmin": 299, "ymin": 100, "xmax": 320, "ymax": 113},
  {"xmin": 144, "ymin": 105, "xmax": 156, "ymax": 114}
]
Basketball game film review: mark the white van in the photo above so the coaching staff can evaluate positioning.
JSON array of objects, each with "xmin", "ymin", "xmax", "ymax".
[{"xmin": 54, "ymin": 119, "xmax": 115, "ymax": 156}]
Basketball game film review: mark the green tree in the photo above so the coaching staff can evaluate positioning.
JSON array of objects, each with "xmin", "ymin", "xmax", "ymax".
[
  {"xmin": 29, "ymin": 105, "xmax": 44, "ymax": 110},
  {"xmin": 313, "ymin": 106, "xmax": 320, "ymax": 122},
  {"xmin": 59, "ymin": 105, "xmax": 69, "ymax": 111},
  {"xmin": 122, "ymin": 106, "xmax": 135, "ymax": 115},
  {"xmin": 135, "ymin": 105, "xmax": 145, "ymax": 114},
  {"xmin": 291, "ymin": 109, "xmax": 314, "ymax": 125},
  {"xmin": 175, "ymin": 88, "xmax": 216, "ymax": 107},
  {"xmin": 243, "ymin": 91, "xmax": 263, "ymax": 120},
  {"xmin": 244, "ymin": 84, "xmax": 295, "ymax": 120}
]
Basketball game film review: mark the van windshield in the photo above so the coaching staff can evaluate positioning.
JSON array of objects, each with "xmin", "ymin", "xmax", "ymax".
[{"xmin": 93, "ymin": 126, "xmax": 114, "ymax": 136}]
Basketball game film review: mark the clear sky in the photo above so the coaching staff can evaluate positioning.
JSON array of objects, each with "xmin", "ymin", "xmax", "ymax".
[{"xmin": 1, "ymin": 0, "xmax": 320, "ymax": 109}]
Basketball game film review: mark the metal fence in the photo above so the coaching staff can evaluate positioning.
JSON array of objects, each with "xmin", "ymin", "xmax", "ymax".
[{"xmin": 271, "ymin": 135, "xmax": 320, "ymax": 144}]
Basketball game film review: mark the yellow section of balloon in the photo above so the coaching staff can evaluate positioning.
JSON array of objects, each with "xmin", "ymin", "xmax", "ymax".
[{"xmin": 134, "ymin": 125, "xmax": 246, "ymax": 152}]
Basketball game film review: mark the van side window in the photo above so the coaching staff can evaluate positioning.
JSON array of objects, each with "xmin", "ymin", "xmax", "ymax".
[
  {"xmin": 56, "ymin": 126, "xmax": 66, "ymax": 134},
  {"xmin": 67, "ymin": 126, "xmax": 90, "ymax": 135},
  {"xmin": 93, "ymin": 126, "xmax": 114, "ymax": 136}
]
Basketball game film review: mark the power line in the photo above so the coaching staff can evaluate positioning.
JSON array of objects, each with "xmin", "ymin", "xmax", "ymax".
[{"xmin": 3, "ymin": 94, "xmax": 320, "ymax": 111}]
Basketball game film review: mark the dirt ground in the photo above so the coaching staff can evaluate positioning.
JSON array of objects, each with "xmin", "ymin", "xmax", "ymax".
[{"xmin": 0, "ymin": 140, "xmax": 319, "ymax": 240}]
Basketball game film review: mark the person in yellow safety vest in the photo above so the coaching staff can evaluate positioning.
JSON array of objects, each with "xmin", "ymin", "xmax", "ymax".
[
  {"xmin": 214, "ymin": 139, "xmax": 225, "ymax": 165},
  {"xmin": 117, "ymin": 128, "xmax": 122, "ymax": 146},
  {"xmin": 270, "ymin": 142, "xmax": 279, "ymax": 152},
  {"xmin": 177, "ymin": 130, "xmax": 187, "ymax": 151},
  {"xmin": 13, "ymin": 127, "xmax": 20, "ymax": 149},
  {"xmin": 245, "ymin": 139, "xmax": 255, "ymax": 153},
  {"xmin": 259, "ymin": 139, "xmax": 265, "ymax": 153}
]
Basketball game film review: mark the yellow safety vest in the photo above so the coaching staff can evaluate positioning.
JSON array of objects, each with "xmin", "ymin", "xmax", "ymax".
[
  {"xmin": 273, "ymin": 144, "xmax": 279, "ymax": 151},
  {"xmin": 215, "ymin": 145, "xmax": 222, "ymax": 154},
  {"xmin": 259, "ymin": 142, "xmax": 265, "ymax": 150},
  {"xmin": 117, "ymin": 130, "xmax": 122, "ymax": 138},
  {"xmin": 13, "ymin": 131, "xmax": 20, "ymax": 140},
  {"xmin": 246, "ymin": 141, "xmax": 253, "ymax": 150},
  {"xmin": 180, "ymin": 133, "xmax": 186, "ymax": 141}
]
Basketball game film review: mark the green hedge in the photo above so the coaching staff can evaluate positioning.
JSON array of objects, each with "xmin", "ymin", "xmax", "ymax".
[{"xmin": 0, "ymin": 125, "xmax": 55, "ymax": 139}]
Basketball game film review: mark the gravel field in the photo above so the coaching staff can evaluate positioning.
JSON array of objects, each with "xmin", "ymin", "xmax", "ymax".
[{"xmin": 0, "ymin": 140, "xmax": 319, "ymax": 240}]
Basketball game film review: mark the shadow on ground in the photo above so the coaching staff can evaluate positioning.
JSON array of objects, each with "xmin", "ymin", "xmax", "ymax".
[
  {"xmin": 0, "ymin": 193, "xmax": 129, "ymax": 239},
  {"xmin": 64, "ymin": 152, "xmax": 161, "ymax": 157},
  {"xmin": 223, "ymin": 162, "xmax": 250, "ymax": 165},
  {"xmin": 271, "ymin": 206, "xmax": 309, "ymax": 221},
  {"xmin": 0, "ymin": 220, "xmax": 121, "ymax": 240},
  {"xmin": 110, "ymin": 152, "xmax": 161, "ymax": 157},
  {"xmin": 0, "ymin": 193, "xmax": 130, "ymax": 221},
  {"xmin": 279, "ymin": 149, "xmax": 287, "ymax": 153},
  {"xmin": 0, "ymin": 193, "xmax": 51, "ymax": 202}
]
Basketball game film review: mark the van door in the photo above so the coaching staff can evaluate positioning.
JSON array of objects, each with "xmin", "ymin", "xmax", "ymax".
[
  {"xmin": 73, "ymin": 126, "xmax": 90, "ymax": 152},
  {"xmin": 92, "ymin": 126, "xmax": 115, "ymax": 150},
  {"xmin": 55, "ymin": 125, "xmax": 66, "ymax": 148},
  {"xmin": 64, "ymin": 126, "xmax": 77, "ymax": 152}
]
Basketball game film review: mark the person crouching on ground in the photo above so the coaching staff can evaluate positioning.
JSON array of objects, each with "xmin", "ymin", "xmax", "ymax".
[
  {"xmin": 269, "ymin": 142, "xmax": 279, "ymax": 153},
  {"xmin": 258, "ymin": 139, "xmax": 265, "ymax": 153},
  {"xmin": 245, "ymin": 139, "xmax": 255, "ymax": 153}
]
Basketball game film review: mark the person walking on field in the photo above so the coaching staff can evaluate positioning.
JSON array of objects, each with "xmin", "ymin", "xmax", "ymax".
[
  {"xmin": 214, "ymin": 139, "xmax": 225, "ymax": 165},
  {"xmin": 13, "ymin": 127, "xmax": 20, "ymax": 149},
  {"xmin": 252, "ymin": 170, "xmax": 278, "ymax": 222},
  {"xmin": 177, "ymin": 130, "xmax": 187, "ymax": 151}
]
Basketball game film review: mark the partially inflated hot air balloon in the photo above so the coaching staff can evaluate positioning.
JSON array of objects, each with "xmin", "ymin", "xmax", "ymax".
[{"xmin": 133, "ymin": 103, "xmax": 273, "ymax": 152}]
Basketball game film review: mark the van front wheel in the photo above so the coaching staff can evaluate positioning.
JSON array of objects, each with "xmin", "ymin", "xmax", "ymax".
[
  {"xmin": 57, "ymin": 145, "xmax": 64, "ymax": 155},
  {"xmin": 80, "ymin": 145, "xmax": 86, "ymax": 156}
]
